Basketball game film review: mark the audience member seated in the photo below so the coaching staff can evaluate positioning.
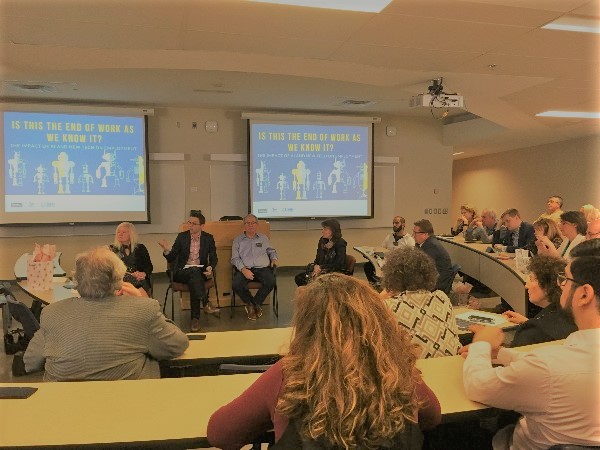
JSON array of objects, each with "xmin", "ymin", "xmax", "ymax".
[
  {"xmin": 207, "ymin": 274, "xmax": 441, "ymax": 449},
  {"xmin": 158, "ymin": 211, "xmax": 219, "ymax": 332},
  {"xmin": 586, "ymin": 218, "xmax": 600, "ymax": 241},
  {"xmin": 461, "ymin": 239, "xmax": 600, "ymax": 449},
  {"xmin": 231, "ymin": 214, "xmax": 278, "ymax": 320},
  {"xmin": 503, "ymin": 255, "xmax": 576, "ymax": 347},
  {"xmin": 451, "ymin": 203, "xmax": 479, "ymax": 236},
  {"xmin": 493, "ymin": 208, "xmax": 535, "ymax": 253},
  {"xmin": 413, "ymin": 219, "xmax": 455, "ymax": 295},
  {"xmin": 580, "ymin": 203, "xmax": 600, "ymax": 223},
  {"xmin": 526, "ymin": 218, "xmax": 562, "ymax": 256},
  {"xmin": 380, "ymin": 247, "xmax": 461, "ymax": 358},
  {"xmin": 23, "ymin": 247, "xmax": 189, "ymax": 381},
  {"xmin": 109, "ymin": 222, "xmax": 153, "ymax": 294},
  {"xmin": 536, "ymin": 211, "xmax": 586, "ymax": 260},
  {"xmin": 363, "ymin": 215, "xmax": 415, "ymax": 284},
  {"xmin": 295, "ymin": 218, "xmax": 347, "ymax": 286},
  {"xmin": 537, "ymin": 195, "xmax": 564, "ymax": 223},
  {"xmin": 465, "ymin": 208, "xmax": 500, "ymax": 243}
]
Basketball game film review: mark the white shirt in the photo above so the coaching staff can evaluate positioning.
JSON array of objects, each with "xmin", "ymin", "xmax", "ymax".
[
  {"xmin": 382, "ymin": 232, "xmax": 415, "ymax": 250},
  {"xmin": 557, "ymin": 233, "xmax": 586, "ymax": 260},
  {"xmin": 463, "ymin": 329, "xmax": 600, "ymax": 450}
]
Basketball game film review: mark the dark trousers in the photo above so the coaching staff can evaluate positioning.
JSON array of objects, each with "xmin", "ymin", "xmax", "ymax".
[
  {"xmin": 173, "ymin": 267, "xmax": 207, "ymax": 319},
  {"xmin": 232, "ymin": 267, "xmax": 275, "ymax": 307}
]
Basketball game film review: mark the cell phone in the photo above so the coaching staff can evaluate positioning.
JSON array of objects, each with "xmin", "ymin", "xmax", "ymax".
[
  {"xmin": 0, "ymin": 387, "xmax": 38, "ymax": 399},
  {"xmin": 486, "ymin": 247, "xmax": 495, "ymax": 253},
  {"xmin": 187, "ymin": 334, "xmax": 206, "ymax": 340}
]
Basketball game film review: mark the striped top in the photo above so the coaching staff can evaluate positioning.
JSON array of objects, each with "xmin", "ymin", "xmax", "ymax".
[{"xmin": 24, "ymin": 296, "xmax": 189, "ymax": 381}]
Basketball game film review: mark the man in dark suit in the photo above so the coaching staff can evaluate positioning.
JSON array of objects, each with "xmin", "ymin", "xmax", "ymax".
[
  {"xmin": 413, "ymin": 219, "xmax": 455, "ymax": 295},
  {"xmin": 159, "ymin": 211, "xmax": 218, "ymax": 332},
  {"xmin": 493, "ymin": 208, "xmax": 535, "ymax": 253}
]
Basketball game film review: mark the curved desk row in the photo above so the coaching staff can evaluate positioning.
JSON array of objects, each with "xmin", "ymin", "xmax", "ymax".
[
  {"xmin": 436, "ymin": 237, "xmax": 528, "ymax": 316},
  {"xmin": 0, "ymin": 340, "xmax": 561, "ymax": 449}
]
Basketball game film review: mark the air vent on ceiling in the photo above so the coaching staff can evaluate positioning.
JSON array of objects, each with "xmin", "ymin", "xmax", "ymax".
[
  {"xmin": 4, "ymin": 81, "xmax": 59, "ymax": 93},
  {"xmin": 341, "ymin": 99, "xmax": 373, "ymax": 106}
]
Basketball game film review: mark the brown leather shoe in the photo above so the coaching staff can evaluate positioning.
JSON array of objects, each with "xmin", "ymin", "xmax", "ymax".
[
  {"xmin": 204, "ymin": 303, "xmax": 221, "ymax": 318},
  {"xmin": 254, "ymin": 305, "xmax": 263, "ymax": 318},
  {"xmin": 190, "ymin": 318, "xmax": 201, "ymax": 332},
  {"xmin": 245, "ymin": 304, "xmax": 257, "ymax": 321}
]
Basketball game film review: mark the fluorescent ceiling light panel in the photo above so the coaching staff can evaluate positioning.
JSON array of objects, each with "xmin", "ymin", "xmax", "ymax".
[
  {"xmin": 542, "ymin": 16, "xmax": 600, "ymax": 34},
  {"xmin": 247, "ymin": 0, "xmax": 392, "ymax": 13},
  {"xmin": 452, "ymin": 152, "xmax": 464, "ymax": 156},
  {"xmin": 537, "ymin": 111, "xmax": 600, "ymax": 119}
]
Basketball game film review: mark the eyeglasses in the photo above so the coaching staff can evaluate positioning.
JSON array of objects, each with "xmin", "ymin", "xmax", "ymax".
[
  {"xmin": 556, "ymin": 272, "xmax": 580, "ymax": 287},
  {"xmin": 413, "ymin": 231, "xmax": 428, "ymax": 234},
  {"xmin": 586, "ymin": 230, "xmax": 600, "ymax": 238},
  {"xmin": 187, "ymin": 220, "xmax": 201, "ymax": 226},
  {"xmin": 244, "ymin": 221, "xmax": 258, "ymax": 225}
]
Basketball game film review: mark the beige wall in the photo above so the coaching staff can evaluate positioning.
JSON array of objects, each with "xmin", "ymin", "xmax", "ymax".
[
  {"xmin": 452, "ymin": 135, "xmax": 600, "ymax": 224},
  {"xmin": 0, "ymin": 106, "xmax": 453, "ymax": 279}
]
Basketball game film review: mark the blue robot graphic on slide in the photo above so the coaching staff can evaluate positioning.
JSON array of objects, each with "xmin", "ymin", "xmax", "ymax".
[
  {"xmin": 52, "ymin": 152, "xmax": 75, "ymax": 194},
  {"xmin": 78, "ymin": 164, "xmax": 94, "ymax": 193},
  {"xmin": 8, "ymin": 151, "xmax": 26, "ymax": 187}
]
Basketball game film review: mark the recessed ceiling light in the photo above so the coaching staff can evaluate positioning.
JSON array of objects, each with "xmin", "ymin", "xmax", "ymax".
[
  {"xmin": 542, "ymin": 16, "xmax": 600, "ymax": 34},
  {"xmin": 536, "ymin": 111, "xmax": 600, "ymax": 119},
  {"xmin": 247, "ymin": 0, "xmax": 392, "ymax": 13},
  {"xmin": 452, "ymin": 152, "xmax": 464, "ymax": 156}
]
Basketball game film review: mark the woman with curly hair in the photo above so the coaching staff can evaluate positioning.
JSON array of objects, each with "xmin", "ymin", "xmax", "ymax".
[
  {"xmin": 294, "ymin": 218, "xmax": 347, "ymax": 286},
  {"xmin": 380, "ymin": 246, "xmax": 461, "ymax": 359},
  {"xmin": 207, "ymin": 274, "xmax": 441, "ymax": 449},
  {"xmin": 503, "ymin": 255, "xmax": 576, "ymax": 347}
]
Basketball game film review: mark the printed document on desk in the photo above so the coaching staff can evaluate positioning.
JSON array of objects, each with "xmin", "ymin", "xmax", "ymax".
[{"xmin": 183, "ymin": 264, "xmax": 204, "ymax": 269}]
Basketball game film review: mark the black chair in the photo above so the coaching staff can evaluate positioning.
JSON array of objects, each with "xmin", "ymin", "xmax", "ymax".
[
  {"xmin": 219, "ymin": 215, "xmax": 243, "ymax": 221},
  {"xmin": 231, "ymin": 266, "xmax": 278, "ymax": 318},
  {"xmin": 218, "ymin": 363, "xmax": 273, "ymax": 374},
  {"xmin": 163, "ymin": 261, "xmax": 219, "ymax": 320},
  {"xmin": 343, "ymin": 254, "xmax": 356, "ymax": 275}
]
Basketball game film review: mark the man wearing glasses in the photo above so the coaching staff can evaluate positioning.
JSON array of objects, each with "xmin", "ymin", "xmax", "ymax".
[
  {"xmin": 231, "ymin": 214, "xmax": 278, "ymax": 320},
  {"xmin": 413, "ymin": 219, "xmax": 454, "ymax": 295},
  {"xmin": 537, "ymin": 195, "xmax": 564, "ymax": 223},
  {"xmin": 461, "ymin": 239, "xmax": 600, "ymax": 449},
  {"xmin": 159, "ymin": 211, "xmax": 219, "ymax": 332},
  {"xmin": 586, "ymin": 219, "xmax": 600, "ymax": 241}
]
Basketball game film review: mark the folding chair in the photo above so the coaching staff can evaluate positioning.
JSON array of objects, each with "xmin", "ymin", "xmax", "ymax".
[
  {"xmin": 231, "ymin": 266, "xmax": 278, "ymax": 318},
  {"xmin": 162, "ymin": 262, "xmax": 219, "ymax": 320}
]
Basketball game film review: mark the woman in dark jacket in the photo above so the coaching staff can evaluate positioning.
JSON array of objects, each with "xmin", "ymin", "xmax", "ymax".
[
  {"xmin": 503, "ymin": 255, "xmax": 576, "ymax": 347},
  {"xmin": 294, "ymin": 218, "xmax": 347, "ymax": 286},
  {"xmin": 109, "ymin": 222, "xmax": 153, "ymax": 294}
]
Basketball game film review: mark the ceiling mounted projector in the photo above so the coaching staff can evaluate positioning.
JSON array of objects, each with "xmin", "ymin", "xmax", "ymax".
[{"xmin": 410, "ymin": 77, "xmax": 464, "ymax": 109}]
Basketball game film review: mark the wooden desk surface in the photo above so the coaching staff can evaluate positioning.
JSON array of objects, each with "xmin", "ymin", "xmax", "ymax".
[
  {"xmin": 18, "ymin": 277, "xmax": 77, "ymax": 305},
  {"xmin": 0, "ymin": 341, "xmax": 564, "ymax": 448},
  {"xmin": 176, "ymin": 327, "xmax": 292, "ymax": 363}
]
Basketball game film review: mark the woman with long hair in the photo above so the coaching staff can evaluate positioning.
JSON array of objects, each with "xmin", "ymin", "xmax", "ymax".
[
  {"xmin": 295, "ymin": 218, "xmax": 347, "ymax": 286},
  {"xmin": 109, "ymin": 222, "xmax": 153, "ymax": 294},
  {"xmin": 536, "ymin": 211, "xmax": 587, "ymax": 260},
  {"xmin": 526, "ymin": 218, "xmax": 563, "ymax": 256},
  {"xmin": 502, "ymin": 255, "xmax": 576, "ymax": 347},
  {"xmin": 208, "ymin": 274, "xmax": 441, "ymax": 449}
]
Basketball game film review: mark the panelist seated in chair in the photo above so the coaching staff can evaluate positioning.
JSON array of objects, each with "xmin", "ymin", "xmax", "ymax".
[
  {"xmin": 295, "ymin": 218, "xmax": 347, "ymax": 286},
  {"xmin": 158, "ymin": 211, "xmax": 219, "ymax": 333},
  {"xmin": 109, "ymin": 221, "xmax": 153, "ymax": 295},
  {"xmin": 23, "ymin": 247, "xmax": 189, "ymax": 381},
  {"xmin": 231, "ymin": 214, "xmax": 278, "ymax": 320}
]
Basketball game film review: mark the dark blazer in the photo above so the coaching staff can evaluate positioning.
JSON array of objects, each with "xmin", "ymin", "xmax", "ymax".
[
  {"xmin": 164, "ymin": 230, "xmax": 217, "ymax": 273},
  {"xmin": 418, "ymin": 236, "xmax": 454, "ymax": 295},
  {"xmin": 314, "ymin": 237, "xmax": 347, "ymax": 273},
  {"xmin": 110, "ymin": 243, "xmax": 153, "ymax": 276},
  {"xmin": 510, "ymin": 302, "xmax": 577, "ymax": 347},
  {"xmin": 499, "ymin": 221, "xmax": 536, "ymax": 253}
]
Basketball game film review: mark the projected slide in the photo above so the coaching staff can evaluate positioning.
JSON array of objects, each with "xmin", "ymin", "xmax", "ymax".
[
  {"xmin": 4, "ymin": 112, "xmax": 146, "ymax": 213},
  {"xmin": 250, "ymin": 122, "xmax": 372, "ymax": 219}
]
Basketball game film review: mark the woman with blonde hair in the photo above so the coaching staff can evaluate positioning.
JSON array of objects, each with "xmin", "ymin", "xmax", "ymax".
[
  {"xmin": 451, "ymin": 203, "xmax": 479, "ymax": 236},
  {"xmin": 580, "ymin": 204, "xmax": 600, "ymax": 223},
  {"xmin": 109, "ymin": 222, "xmax": 153, "ymax": 294},
  {"xmin": 208, "ymin": 274, "xmax": 441, "ymax": 449},
  {"xmin": 527, "ymin": 218, "xmax": 563, "ymax": 256}
]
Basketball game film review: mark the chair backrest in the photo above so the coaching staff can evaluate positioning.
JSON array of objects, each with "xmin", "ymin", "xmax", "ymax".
[
  {"xmin": 345, "ymin": 255, "xmax": 356, "ymax": 275},
  {"xmin": 218, "ymin": 363, "xmax": 273, "ymax": 374},
  {"xmin": 1, "ymin": 283, "xmax": 40, "ymax": 338},
  {"xmin": 451, "ymin": 263, "xmax": 462, "ymax": 277},
  {"xmin": 219, "ymin": 215, "xmax": 243, "ymax": 221}
]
